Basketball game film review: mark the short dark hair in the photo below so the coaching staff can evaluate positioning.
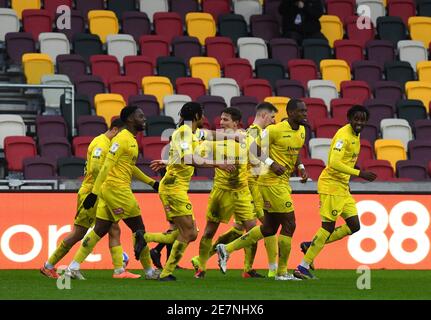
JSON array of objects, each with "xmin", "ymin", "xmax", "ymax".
[
  {"xmin": 255, "ymin": 102, "xmax": 278, "ymax": 113},
  {"xmin": 287, "ymin": 99, "xmax": 304, "ymax": 112},
  {"xmin": 347, "ymin": 105, "xmax": 369, "ymax": 121},
  {"xmin": 110, "ymin": 117, "xmax": 124, "ymax": 129},
  {"xmin": 180, "ymin": 102, "xmax": 203, "ymax": 122},
  {"xmin": 120, "ymin": 105, "xmax": 138, "ymax": 122},
  {"xmin": 221, "ymin": 107, "xmax": 242, "ymax": 122}
]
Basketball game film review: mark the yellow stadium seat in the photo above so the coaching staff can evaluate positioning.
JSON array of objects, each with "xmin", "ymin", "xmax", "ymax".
[
  {"xmin": 405, "ymin": 81, "xmax": 431, "ymax": 113},
  {"xmin": 22, "ymin": 53, "xmax": 54, "ymax": 84},
  {"xmin": 186, "ymin": 12, "xmax": 216, "ymax": 45},
  {"xmin": 408, "ymin": 17, "xmax": 431, "ymax": 48},
  {"xmin": 11, "ymin": 0, "xmax": 40, "ymax": 19},
  {"xmin": 94, "ymin": 93, "xmax": 126, "ymax": 126},
  {"xmin": 319, "ymin": 15, "xmax": 344, "ymax": 47},
  {"xmin": 189, "ymin": 57, "xmax": 221, "ymax": 89},
  {"xmin": 374, "ymin": 139, "xmax": 406, "ymax": 171},
  {"xmin": 264, "ymin": 96, "xmax": 290, "ymax": 123},
  {"xmin": 142, "ymin": 76, "xmax": 173, "ymax": 109},
  {"xmin": 320, "ymin": 59, "xmax": 351, "ymax": 92},
  {"xmin": 88, "ymin": 10, "xmax": 119, "ymax": 43},
  {"xmin": 417, "ymin": 61, "xmax": 431, "ymax": 82}
]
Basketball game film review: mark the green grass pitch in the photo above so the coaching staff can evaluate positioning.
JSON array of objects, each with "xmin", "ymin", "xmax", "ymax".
[{"xmin": 1, "ymin": 269, "xmax": 431, "ymax": 300}]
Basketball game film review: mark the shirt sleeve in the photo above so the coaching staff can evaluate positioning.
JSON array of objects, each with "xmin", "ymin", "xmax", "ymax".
[
  {"xmin": 172, "ymin": 128, "xmax": 194, "ymax": 161},
  {"xmin": 328, "ymin": 137, "xmax": 361, "ymax": 176}
]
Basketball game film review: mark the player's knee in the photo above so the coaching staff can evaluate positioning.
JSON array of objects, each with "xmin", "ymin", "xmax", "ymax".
[
  {"xmin": 350, "ymin": 222, "xmax": 360, "ymax": 234},
  {"xmin": 187, "ymin": 230, "xmax": 198, "ymax": 242}
]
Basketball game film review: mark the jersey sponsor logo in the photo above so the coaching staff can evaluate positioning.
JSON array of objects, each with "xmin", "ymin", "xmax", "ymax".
[
  {"xmin": 334, "ymin": 139, "xmax": 344, "ymax": 150},
  {"xmin": 164, "ymin": 205, "xmax": 172, "ymax": 213},
  {"xmin": 93, "ymin": 147, "xmax": 102, "ymax": 158},
  {"xmin": 264, "ymin": 201, "xmax": 271, "ymax": 209},
  {"xmin": 112, "ymin": 208, "xmax": 124, "ymax": 215},
  {"xmin": 109, "ymin": 142, "xmax": 120, "ymax": 154}
]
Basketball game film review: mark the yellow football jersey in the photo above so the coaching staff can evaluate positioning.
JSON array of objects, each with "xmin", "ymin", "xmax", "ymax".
[
  {"xmin": 258, "ymin": 121, "xmax": 306, "ymax": 185},
  {"xmin": 246, "ymin": 123, "xmax": 263, "ymax": 184},
  {"xmin": 79, "ymin": 134, "xmax": 110, "ymax": 195},
  {"xmin": 318, "ymin": 124, "xmax": 361, "ymax": 196},
  {"xmin": 160, "ymin": 124, "xmax": 202, "ymax": 193}
]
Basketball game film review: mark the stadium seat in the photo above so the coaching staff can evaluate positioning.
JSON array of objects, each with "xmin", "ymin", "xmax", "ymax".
[
  {"xmin": 22, "ymin": 53, "xmax": 54, "ymax": 84},
  {"xmin": 396, "ymin": 160, "xmax": 429, "ymax": 180},
  {"xmin": 255, "ymin": 59, "xmax": 286, "ymax": 89},
  {"xmin": 175, "ymin": 78, "xmax": 206, "ymax": 101},
  {"xmin": 57, "ymin": 157, "xmax": 86, "ymax": 179},
  {"xmin": 302, "ymin": 39, "xmax": 332, "ymax": 67},
  {"xmin": 352, "ymin": 61, "xmax": 383, "ymax": 88},
  {"xmin": 364, "ymin": 98, "xmax": 396, "ymax": 128},
  {"xmin": 287, "ymin": 59, "xmax": 318, "ymax": 89},
  {"xmin": 387, "ymin": 0, "xmax": 416, "ymax": 26},
  {"xmin": 5, "ymin": 32, "xmax": 36, "ymax": 66},
  {"xmin": 4, "ymin": 136, "xmax": 37, "ymax": 172},
  {"xmin": 72, "ymin": 33, "xmax": 103, "ymax": 63},
  {"xmin": 398, "ymin": 40, "xmax": 428, "ymax": 72},
  {"xmin": 23, "ymin": 157, "xmax": 57, "ymax": 180},
  {"xmin": 366, "ymin": 40, "xmax": 395, "ymax": 70},
  {"xmin": 334, "ymin": 40, "xmax": 364, "ymax": 69},
  {"xmin": 36, "ymin": 115, "xmax": 68, "ymax": 139},
  {"xmin": 0, "ymin": 9, "xmax": 20, "ymax": 42},
  {"xmin": 128, "ymin": 95, "xmax": 160, "ymax": 117},
  {"xmin": 396, "ymin": 99, "xmax": 427, "ymax": 128},
  {"xmin": 263, "ymin": 96, "xmax": 289, "ymax": 123},
  {"xmin": 41, "ymin": 74, "xmax": 72, "ymax": 111},
  {"xmin": 373, "ymin": 81, "xmax": 403, "ymax": 105},
  {"xmin": 237, "ymin": 37, "xmax": 269, "ymax": 69},
  {"xmin": 11, "ymin": 0, "xmax": 41, "ymax": 19},
  {"xmin": 230, "ymin": 96, "xmax": 258, "ymax": 127},
  {"xmin": 209, "ymin": 78, "xmax": 240, "ymax": 105},
  {"xmin": 319, "ymin": 15, "xmax": 344, "ymax": 47},
  {"xmin": 269, "ymin": 38, "xmax": 300, "ymax": 69},
  {"xmin": 314, "ymin": 118, "xmax": 344, "ymax": 138},
  {"xmin": 139, "ymin": 35, "xmax": 170, "ymax": 66},
  {"xmin": 223, "ymin": 58, "xmax": 254, "ymax": 89},
  {"xmin": 380, "ymin": 118, "xmax": 413, "ymax": 149},
  {"xmin": 374, "ymin": 139, "xmax": 407, "ymax": 170},
  {"xmin": 90, "ymin": 55, "xmax": 121, "ymax": 86},
  {"xmin": 356, "ymin": 0, "xmax": 385, "ymax": 26},
  {"xmin": 302, "ymin": 98, "xmax": 328, "ymax": 129},
  {"xmin": 308, "ymin": 80, "xmax": 338, "ymax": 109},
  {"xmin": 124, "ymin": 56, "xmax": 154, "ymax": 86},
  {"xmin": 408, "ymin": 140, "xmax": 431, "ymax": 164},
  {"xmin": 156, "ymin": 56, "xmax": 188, "ymax": 87},
  {"xmin": 56, "ymin": 54, "xmax": 87, "ymax": 84},
  {"xmin": 122, "ymin": 11, "xmax": 151, "ymax": 43},
  {"xmin": 39, "ymin": 136, "xmax": 72, "ymax": 161},
  {"xmin": 330, "ymin": 98, "xmax": 356, "ymax": 120},
  {"xmin": 326, "ymin": 0, "xmax": 355, "ymax": 23},
  {"xmin": 205, "ymin": 37, "xmax": 235, "ymax": 68},
  {"xmin": 376, "ymin": 16, "xmax": 408, "ymax": 47},
  {"xmin": 139, "ymin": 0, "xmax": 168, "ymax": 23},
  {"xmin": 196, "ymin": 95, "xmax": 227, "ymax": 125},
  {"xmin": 171, "ymin": 36, "xmax": 202, "ymax": 64},
  {"xmin": 301, "ymin": 158, "xmax": 326, "ymax": 181},
  {"xmin": 414, "ymin": 119, "xmax": 431, "ymax": 141},
  {"xmin": 75, "ymin": 0, "xmax": 104, "ymax": 21},
  {"xmin": 417, "ymin": 61, "xmax": 431, "ymax": 82},
  {"xmin": 185, "ymin": 12, "xmax": 216, "ymax": 45},
  {"xmin": 107, "ymin": 0, "xmax": 136, "ymax": 19},
  {"xmin": 340, "ymin": 80, "xmax": 371, "ymax": 104},
  {"xmin": 109, "ymin": 76, "xmax": 140, "ymax": 103},
  {"xmin": 362, "ymin": 159, "xmax": 395, "ymax": 181},
  {"xmin": 195, "ymin": 167, "xmax": 215, "ymax": 179},
  {"xmin": 218, "ymin": 13, "xmax": 248, "ymax": 43},
  {"xmin": 189, "ymin": 57, "xmax": 221, "ymax": 89},
  {"xmin": 357, "ymin": 139, "xmax": 375, "ymax": 167},
  {"xmin": 202, "ymin": 0, "xmax": 230, "ymax": 21},
  {"xmin": 418, "ymin": 0, "xmax": 431, "ymax": 16},
  {"xmin": 243, "ymin": 79, "xmax": 273, "ymax": 102},
  {"xmin": 74, "ymin": 75, "xmax": 105, "ymax": 108},
  {"xmin": 384, "ymin": 61, "xmax": 415, "ymax": 90},
  {"xmin": 309, "ymin": 138, "xmax": 332, "ymax": 165},
  {"xmin": 60, "ymin": 94, "xmax": 92, "ymax": 135},
  {"xmin": 22, "ymin": 9, "xmax": 52, "ymax": 41},
  {"xmin": 56, "ymin": 9, "xmax": 84, "ymax": 41},
  {"xmin": 171, "ymin": 0, "xmax": 198, "ymax": 22},
  {"xmin": 250, "ymin": 14, "xmax": 281, "ymax": 42},
  {"xmin": 106, "ymin": 34, "xmax": 137, "ymax": 67},
  {"xmin": 71, "ymin": 135, "xmax": 92, "ymax": 161},
  {"xmin": 345, "ymin": 15, "xmax": 375, "ymax": 48},
  {"xmin": 163, "ymin": 94, "xmax": 192, "ymax": 124},
  {"xmin": 94, "ymin": 93, "xmax": 126, "ymax": 126},
  {"xmin": 77, "ymin": 115, "xmax": 108, "ymax": 137},
  {"xmin": 153, "ymin": 12, "xmax": 183, "ymax": 43},
  {"xmin": 233, "ymin": 0, "xmax": 262, "ymax": 24},
  {"xmin": 44, "ymin": 0, "xmax": 72, "ymax": 19},
  {"xmin": 405, "ymin": 81, "xmax": 431, "ymax": 113},
  {"xmin": 88, "ymin": 10, "xmax": 119, "ymax": 43},
  {"xmin": 145, "ymin": 116, "xmax": 176, "ymax": 137},
  {"xmin": 320, "ymin": 59, "xmax": 351, "ymax": 92},
  {"xmin": 408, "ymin": 17, "xmax": 431, "ymax": 48},
  {"xmin": 275, "ymin": 80, "xmax": 305, "ymax": 99},
  {"xmin": 141, "ymin": 76, "xmax": 174, "ymax": 108},
  {"xmin": 360, "ymin": 122, "xmax": 380, "ymax": 146},
  {"xmin": 138, "ymin": 136, "xmax": 170, "ymax": 161}
]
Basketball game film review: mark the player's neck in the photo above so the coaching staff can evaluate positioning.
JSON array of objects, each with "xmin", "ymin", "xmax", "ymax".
[
  {"xmin": 125, "ymin": 126, "xmax": 137, "ymax": 136},
  {"xmin": 287, "ymin": 118, "xmax": 299, "ymax": 130},
  {"xmin": 253, "ymin": 120, "xmax": 263, "ymax": 129},
  {"xmin": 349, "ymin": 124, "xmax": 359, "ymax": 136}
]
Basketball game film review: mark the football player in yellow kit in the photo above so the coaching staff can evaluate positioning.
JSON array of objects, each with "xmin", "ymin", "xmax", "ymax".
[{"xmin": 294, "ymin": 105, "xmax": 376, "ymax": 279}]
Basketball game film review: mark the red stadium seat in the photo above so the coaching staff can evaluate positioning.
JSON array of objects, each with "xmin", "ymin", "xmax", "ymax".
[
  {"xmin": 314, "ymin": 118, "xmax": 344, "ymax": 138},
  {"xmin": 302, "ymin": 158, "xmax": 326, "ymax": 180},
  {"xmin": 205, "ymin": 36, "xmax": 235, "ymax": 67},
  {"xmin": 90, "ymin": 55, "xmax": 121, "ymax": 86},
  {"xmin": 22, "ymin": 9, "xmax": 52, "ymax": 41},
  {"xmin": 153, "ymin": 12, "xmax": 183, "ymax": 43},
  {"xmin": 72, "ymin": 136, "xmax": 93, "ymax": 159},
  {"xmin": 302, "ymin": 98, "xmax": 328, "ymax": 129},
  {"xmin": 109, "ymin": 76, "xmax": 140, "ymax": 102},
  {"xmin": 138, "ymin": 136, "xmax": 169, "ymax": 161},
  {"xmin": 4, "ymin": 136, "xmax": 37, "ymax": 171},
  {"xmin": 242, "ymin": 79, "xmax": 273, "ymax": 102},
  {"xmin": 139, "ymin": 35, "xmax": 170, "ymax": 66},
  {"xmin": 362, "ymin": 159, "xmax": 395, "ymax": 181},
  {"xmin": 175, "ymin": 77, "xmax": 206, "ymax": 101},
  {"xmin": 287, "ymin": 59, "xmax": 318, "ymax": 88},
  {"xmin": 340, "ymin": 80, "xmax": 371, "ymax": 104},
  {"xmin": 124, "ymin": 56, "xmax": 154, "ymax": 86},
  {"xmin": 223, "ymin": 58, "xmax": 253, "ymax": 89}
]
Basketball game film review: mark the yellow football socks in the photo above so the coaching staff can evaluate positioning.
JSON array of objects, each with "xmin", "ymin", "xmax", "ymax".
[
  {"xmin": 277, "ymin": 235, "xmax": 291, "ymax": 276},
  {"xmin": 145, "ymin": 229, "xmax": 179, "ymax": 244},
  {"xmin": 73, "ymin": 230, "xmax": 101, "ymax": 263},
  {"xmin": 226, "ymin": 226, "xmax": 263, "ymax": 254},
  {"xmin": 198, "ymin": 237, "xmax": 213, "ymax": 271},
  {"xmin": 263, "ymin": 235, "xmax": 277, "ymax": 267},
  {"xmin": 326, "ymin": 224, "xmax": 352, "ymax": 244},
  {"xmin": 243, "ymin": 243, "xmax": 258, "ymax": 272},
  {"xmin": 109, "ymin": 245, "xmax": 123, "ymax": 270},
  {"xmin": 47, "ymin": 241, "xmax": 71, "ymax": 266},
  {"xmin": 160, "ymin": 240, "xmax": 188, "ymax": 278},
  {"xmin": 304, "ymin": 228, "xmax": 331, "ymax": 265}
]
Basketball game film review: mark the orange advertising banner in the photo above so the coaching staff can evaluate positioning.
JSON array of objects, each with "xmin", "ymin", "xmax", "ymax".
[{"xmin": 0, "ymin": 193, "xmax": 430, "ymax": 270}]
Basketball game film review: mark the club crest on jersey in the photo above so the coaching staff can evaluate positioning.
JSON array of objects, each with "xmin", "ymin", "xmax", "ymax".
[
  {"xmin": 285, "ymin": 201, "xmax": 292, "ymax": 208},
  {"xmin": 109, "ymin": 142, "xmax": 120, "ymax": 154}
]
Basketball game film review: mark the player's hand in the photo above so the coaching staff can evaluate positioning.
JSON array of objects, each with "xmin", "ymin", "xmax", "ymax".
[
  {"xmin": 83, "ymin": 193, "xmax": 97, "ymax": 209},
  {"xmin": 134, "ymin": 230, "xmax": 147, "ymax": 260},
  {"xmin": 152, "ymin": 181, "xmax": 159, "ymax": 192},
  {"xmin": 150, "ymin": 160, "xmax": 166, "ymax": 172},
  {"xmin": 359, "ymin": 170, "xmax": 377, "ymax": 182},
  {"xmin": 270, "ymin": 162, "xmax": 287, "ymax": 176},
  {"xmin": 216, "ymin": 164, "xmax": 237, "ymax": 173},
  {"xmin": 299, "ymin": 168, "xmax": 308, "ymax": 183}
]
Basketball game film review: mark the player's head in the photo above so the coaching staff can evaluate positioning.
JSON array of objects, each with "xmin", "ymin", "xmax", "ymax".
[
  {"xmin": 347, "ymin": 105, "xmax": 369, "ymax": 134},
  {"xmin": 106, "ymin": 117, "xmax": 124, "ymax": 139},
  {"xmin": 179, "ymin": 102, "xmax": 203, "ymax": 127},
  {"xmin": 120, "ymin": 105, "xmax": 145, "ymax": 132},
  {"xmin": 287, "ymin": 99, "xmax": 307, "ymax": 126},
  {"xmin": 220, "ymin": 107, "xmax": 242, "ymax": 131},
  {"xmin": 255, "ymin": 102, "xmax": 278, "ymax": 128}
]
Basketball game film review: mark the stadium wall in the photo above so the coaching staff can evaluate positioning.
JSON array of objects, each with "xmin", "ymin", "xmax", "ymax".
[{"xmin": 1, "ymin": 193, "xmax": 430, "ymax": 270}]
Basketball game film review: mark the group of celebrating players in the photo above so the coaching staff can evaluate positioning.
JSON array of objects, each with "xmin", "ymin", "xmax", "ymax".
[{"xmin": 40, "ymin": 98, "xmax": 377, "ymax": 281}]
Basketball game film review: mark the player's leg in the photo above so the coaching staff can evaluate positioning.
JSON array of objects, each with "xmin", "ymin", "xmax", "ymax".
[
  {"xmin": 151, "ymin": 222, "xmax": 177, "ymax": 269},
  {"xmin": 326, "ymin": 197, "xmax": 360, "ymax": 243},
  {"xmin": 276, "ymin": 212, "xmax": 296, "ymax": 280},
  {"xmin": 193, "ymin": 220, "xmax": 219, "ymax": 278},
  {"xmin": 208, "ymin": 224, "xmax": 244, "ymax": 256},
  {"xmin": 241, "ymin": 218, "xmax": 264, "ymax": 278}
]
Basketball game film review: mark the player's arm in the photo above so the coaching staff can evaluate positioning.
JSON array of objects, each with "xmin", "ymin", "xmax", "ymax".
[
  {"xmin": 132, "ymin": 166, "xmax": 159, "ymax": 191},
  {"xmin": 87, "ymin": 145, "xmax": 106, "ymax": 180},
  {"xmin": 295, "ymin": 154, "xmax": 308, "ymax": 183},
  {"xmin": 200, "ymin": 129, "xmax": 246, "ymax": 143}
]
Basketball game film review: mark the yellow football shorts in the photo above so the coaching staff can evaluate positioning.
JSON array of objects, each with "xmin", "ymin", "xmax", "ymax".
[
  {"xmin": 260, "ymin": 184, "xmax": 294, "ymax": 213},
  {"xmin": 159, "ymin": 192, "xmax": 194, "ymax": 221},
  {"xmin": 249, "ymin": 183, "xmax": 264, "ymax": 220},
  {"xmin": 96, "ymin": 184, "xmax": 141, "ymax": 223},
  {"xmin": 319, "ymin": 193, "xmax": 357, "ymax": 222},
  {"xmin": 206, "ymin": 186, "xmax": 255, "ymax": 224},
  {"xmin": 74, "ymin": 192, "xmax": 98, "ymax": 229}
]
